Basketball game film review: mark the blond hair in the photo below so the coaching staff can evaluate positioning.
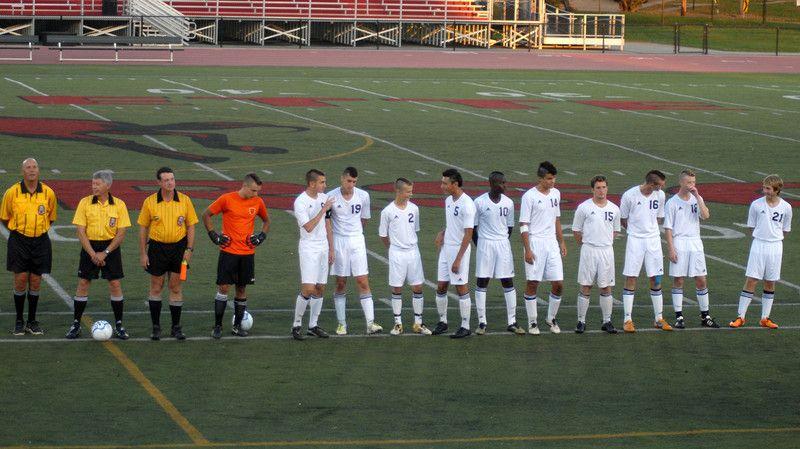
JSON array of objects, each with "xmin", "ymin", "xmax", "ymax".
[
  {"xmin": 763, "ymin": 174, "xmax": 783, "ymax": 194},
  {"xmin": 680, "ymin": 169, "xmax": 696, "ymax": 180}
]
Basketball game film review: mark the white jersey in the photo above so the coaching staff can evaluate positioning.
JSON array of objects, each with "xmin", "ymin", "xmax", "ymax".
[
  {"xmin": 444, "ymin": 193, "xmax": 476, "ymax": 246},
  {"xmin": 664, "ymin": 194, "xmax": 701, "ymax": 240},
  {"xmin": 474, "ymin": 193, "xmax": 514, "ymax": 241},
  {"xmin": 620, "ymin": 186, "xmax": 665, "ymax": 239},
  {"xmin": 572, "ymin": 198, "xmax": 621, "ymax": 247},
  {"xmin": 748, "ymin": 196, "xmax": 792, "ymax": 242},
  {"xmin": 293, "ymin": 191, "xmax": 328, "ymax": 243},
  {"xmin": 328, "ymin": 186, "xmax": 371, "ymax": 237},
  {"xmin": 378, "ymin": 201, "xmax": 420, "ymax": 250},
  {"xmin": 519, "ymin": 187, "xmax": 561, "ymax": 239}
]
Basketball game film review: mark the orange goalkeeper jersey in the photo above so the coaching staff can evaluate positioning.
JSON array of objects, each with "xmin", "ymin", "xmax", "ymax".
[{"xmin": 207, "ymin": 191, "xmax": 268, "ymax": 255}]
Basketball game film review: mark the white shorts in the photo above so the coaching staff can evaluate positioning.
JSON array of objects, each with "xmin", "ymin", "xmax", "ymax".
[
  {"xmin": 437, "ymin": 244, "xmax": 471, "ymax": 286},
  {"xmin": 388, "ymin": 246, "xmax": 425, "ymax": 287},
  {"xmin": 623, "ymin": 236, "xmax": 664, "ymax": 278},
  {"xmin": 669, "ymin": 238, "xmax": 707, "ymax": 278},
  {"xmin": 577, "ymin": 245, "xmax": 615, "ymax": 288},
  {"xmin": 475, "ymin": 238, "xmax": 515, "ymax": 279},
  {"xmin": 331, "ymin": 234, "xmax": 369, "ymax": 277},
  {"xmin": 299, "ymin": 242, "xmax": 329, "ymax": 285},
  {"xmin": 524, "ymin": 238, "xmax": 563, "ymax": 282},
  {"xmin": 745, "ymin": 239, "xmax": 783, "ymax": 281}
]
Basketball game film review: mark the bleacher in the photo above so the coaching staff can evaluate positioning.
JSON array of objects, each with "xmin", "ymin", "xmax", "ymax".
[{"xmin": 0, "ymin": 0, "xmax": 104, "ymax": 15}]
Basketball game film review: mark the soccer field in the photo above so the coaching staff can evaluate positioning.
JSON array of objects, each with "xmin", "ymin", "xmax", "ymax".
[{"xmin": 0, "ymin": 65, "xmax": 799, "ymax": 449}]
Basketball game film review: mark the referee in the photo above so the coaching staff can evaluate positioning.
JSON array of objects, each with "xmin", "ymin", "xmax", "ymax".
[
  {"xmin": 138, "ymin": 167, "xmax": 198, "ymax": 341},
  {"xmin": 66, "ymin": 170, "xmax": 132, "ymax": 339},
  {"xmin": 0, "ymin": 158, "xmax": 57, "ymax": 336}
]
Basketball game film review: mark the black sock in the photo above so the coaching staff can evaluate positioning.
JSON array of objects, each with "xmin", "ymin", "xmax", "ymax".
[
  {"xmin": 234, "ymin": 299, "xmax": 247, "ymax": 326},
  {"xmin": 111, "ymin": 299, "xmax": 124, "ymax": 324},
  {"xmin": 214, "ymin": 299, "xmax": 227, "ymax": 326},
  {"xmin": 13, "ymin": 291, "xmax": 25, "ymax": 322},
  {"xmin": 169, "ymin": 304, "xmax": 182, "ymax": 327},
  {"xmin": 148, "ymin": 300, "xmax": 162, "ymax": 326},
  {"xmin": 675, "ymin": 311, "xmax": 683, "ymax": 319},
  {"xmin": 73, "ymin": 299, "xmax": 87, "ymax": 322},
  {"xmin": 701, "ymin": 310, "xmax": 709, "ymax": 318},
  {"xmin": 27, "ymin": 291, "xmax": 39, "ymax": 322}
]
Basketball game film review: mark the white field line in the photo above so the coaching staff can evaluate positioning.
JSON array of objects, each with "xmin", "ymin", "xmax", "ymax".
[
  {"xmin": 564, "ymin": 170, "xmax": 577, "ymax": 176},
  {"xmin": 70, "ymin": 104, "xmax": 109, "ymax": 121},
  {"xmin": 462, "ymin": 82, "xmax": 567, "ymax": 101},
  {"xmin": 612, "ymin": 170, "xmax": 625, "ymax": 176},
  {"xmin": 514, "ymin": 171, "xmax": 529, "ymax": 176},
  {"xmin": 144, "ymin": 134, "xmax": 179, "ymax": 152},
  {"xmin": 194, "ymin": 162, "xmax": 233, "ymax": 180},
  {"xmin": 262, "ymin": 169, "xmax": 273, "ymax": 175},
  {"xmin": 742, "ymin": 85, "xmax": 800, "ymax": 93},
  {"xmin": 414, "ymin": 170, "xmax": 428, "ymax": 175},
  {"xmin": 4, "ymin": 77, "xmax": 47, "ymax": 96}
]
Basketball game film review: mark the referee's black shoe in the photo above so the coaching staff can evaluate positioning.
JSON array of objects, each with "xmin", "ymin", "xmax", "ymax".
[
  {"xmin": 431, "ymin": 321, "xmax": 449, "ymax": 335},
  {"xmin": 151, "ymin": 325, "xmax": 161, "ymax": 341},
  {"xmin": 211, "ymin": 325, "xmax": 222, "ymax": 339},
  {"xmin": 307, "ymin": 326, "xmax": 329, "ymax": 338},
  {"xmin": 13, "ymin": 320, "xmax": 25, "ymax": 336},
  {"xmin": 25, "ymin": 320, "xmax": 43, "ymax": 335},
  {"xmin": 291, "ymin": 326, "xmax": 306, "ymax": 341},
  {"xmin": 171, "ymin": 325, "xmax": 186, "ymax": 340},
  {"xmin": 450, "ymin": 327, "xmax": 472, "ymax": 339}
]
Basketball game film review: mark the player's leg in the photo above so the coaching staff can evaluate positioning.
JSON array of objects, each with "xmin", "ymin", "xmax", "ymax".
[
  {"xmin": 576, "ymin": 285, "xmax": 591, "ymax": 334},
  {"xmin": 451, "ymin": 282, "xmax": 472, "ymax": 339},
  {"xmin": 356, "ymin": 274, "xmax": 380, "ymax": 334},
  {"xmin": 671, "ymin": 276, "xmax": 685, "ymax": 328},
  {"xmin": 107, "ymin": 278, "xmax": 128, "ymax": 339},
  {"xmin": 597, "ymin": 246, "xmax": 617, "ymax": 334},
  {"xmin": 523, "ymin": 239, "xmax": 545, "ymax": 335},
  {"xmin": 475, "ymin": 277, "xmax": 489, "ymax": 334},
  {"xmin": 500, "ymin": 278, "xmax": 522, "ymax": 334},
  {"xmin": 390, "ymin": 286, "xmax": 404, "ymax": 335},
  {"xmin": 12, "ymin": 272, "xmax": 28, "ymax": 335},
  {"xmin": 644, "ymin": 238, "xmax": 669, "ymax": 331},
  {"xmin": 733, "ymin": 239, "xmax": 764, "ymax": 327},
  {"xmin": 575, "ymin": 245, "xmax": 594, "ymax": 334},
  {"xmin": 694, "ymin": 276, "xmax": 717, "ymax": 327},
  {"xmin": 599, "ymin": 286, "xmax": 617, "ymax": 334},
  {"xmin": 332, "ymin": 236, "xmax": 349, "ymax": 331},
  {"xmin": 306, "ymin": 249, "xmax": 330, "ymax": 338},
  {"xmin": 231, "ymin": 283, "xmax": 249, "ymax": 337},
  {"xmin": 212, "ymin": 251, "xmax": 236, "ymax": 338},
  {"xmin": 760, "ymin": 280, "xmax": 778, "ymax": 328},
  {"xmin": 66, "ymin": 277, "xmax": 92, "ymax": 339},
  {"xmin": 759, "ymin": 244, "xmax": 782, "ymax": 329},
  {"xmin": 148, "ymin": 274, "xmax": 166, "ymax": 340},
  {"xmin": 23, "ymin": 273, "xmax": 42, "ymax": 335},
  {"xmin": 388, "ymin": 247, "xmax": 405, "ymax": 335},
  {"xmin": 334, "ymin": 276, "xmax": 348, "ymax": 332},
  {"xmin": 408, "ymin": 249, "xmax": 430, "ymax": 335},
  {"xmin": 648, "ymin": 274, "xmax": 671, "ymax": 331},
  {"xmin": 166, "ymin": 273, "xmax": 186, "ymax": 339},
  {"xmin": 622, "ymin": 237, "xmax": 646, "ymax": 332},
  {"xmin": 433, "ymin": 247, "xmax": 451, "ymax": 335},
  {"xmin": 544, "ymin": 242, "xmax": 564, "ymax": 334},
  {"xmin": 474, "ymin": 240, "xmax": 491, "ymax": 334}
]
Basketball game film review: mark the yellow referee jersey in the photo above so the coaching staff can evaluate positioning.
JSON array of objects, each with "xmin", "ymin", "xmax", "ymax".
[
  {"xmin": 0, "ymin": 181, "xmax": 57, "ymax": 238},
  {"xmin": 137, "ymin": 189, "xmax": 199, "ymax": 243},
  {"xmin": 73, "ymin": 194, "xmax": 131, "ymax": 241}
]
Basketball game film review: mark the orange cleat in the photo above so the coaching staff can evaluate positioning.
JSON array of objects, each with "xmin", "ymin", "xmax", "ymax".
[
  {"xmin": 729, "ymin": 317, "xmax": 745, "ymax": 328},
  {"xmin": 759, "ymin": 317, "xmax": 778, "ymax": 329},
  {"xmin": 623, "ymin": 320, "xmax": 636, "ymax": 333},
  {"xmin": 655, "ymin": 319, "xmax": 673, "ymax": 331}
]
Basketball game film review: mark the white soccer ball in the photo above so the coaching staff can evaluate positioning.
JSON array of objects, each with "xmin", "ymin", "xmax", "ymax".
[
  {"xmin": 232, "ymin": 311, "xmax": 253, "ymax": 331},
  {"xmin": 91, "ymin": 320, "xmax": 113, "ymax": 341}
]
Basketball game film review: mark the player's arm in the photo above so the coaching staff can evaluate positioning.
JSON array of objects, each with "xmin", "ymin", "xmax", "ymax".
[
  {"xmin": 472, "ymin": 226, "xmax": 479, "ymax": 245},
  {"xmin": 520, "ymin": 223, "xmax": 533, "ymax": 264},
  {"xmin": 784, "ymin": 207, "xmax": 792, "ymax": 237},
  {"xmin": 572, "ymin": 207, "xmax": 584, "ymax": 246},
  {"xmin": 452, "ymin": 227, "xmax": 473, "ymax": 273},
  {"xmin": 619, "ymin": 194, "xmax": 630, "ymax": 229},
  {"xmin": 555, "ymin": 217, "xmax": 567, "ymax": 257},
  {"xmin": 378, "ymin": 211, "xmax": 390, "ymax": 249},
  {"xmin": 302, "ymin": 197, "xmax": 333, "ymax": 234},
  {"xmin": 693, "ymin": 189, "xmax": 710, "ymax": 220},
  {"xmin": 665, "ymin": 228, "xmax": 677, "ymax": 263},
  {"xmin": 326, "ymin": 215, "xmax": 335, "ymax": 265}
]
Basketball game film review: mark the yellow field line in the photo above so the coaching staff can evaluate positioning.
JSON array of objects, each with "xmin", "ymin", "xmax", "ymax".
[{"xmin": 4, "ymin": 425, "xmax": 800, "ymax": 449}]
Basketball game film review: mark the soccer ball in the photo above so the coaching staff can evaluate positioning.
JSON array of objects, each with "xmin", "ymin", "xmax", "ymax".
[
  {"xmin": 91, "ymin": 320, "xmax": 113, "ymax": 341},
  {"xmin": 232, "ymin": 311, "xmax": 253, "ymax": 331}
]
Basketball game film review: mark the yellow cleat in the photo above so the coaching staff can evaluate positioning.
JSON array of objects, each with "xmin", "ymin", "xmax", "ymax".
[
  {"xmin": 623, "ymin": 320, "xmax": 636, "ymax": 333},
  {"xmin": 728, "ymin": 317, "xmax": 745, "ymax": 328},
  {"xmin": 759, "ymin": 317, "xmax": 778, "ymax": 329},
  {"xmin": 412, "ymin": 323, "xmax": 432, "ymax": 335},
  {"xmin": 335, "ymin": 323, "xmax": 347, "ymax": 335},
  {"xmin": 655, "ymin": 319, "xmax": 673, "ymax": 331},
  {"xmin": 390, "ymin": 323, "xmax": 403, "ymax": 335}
]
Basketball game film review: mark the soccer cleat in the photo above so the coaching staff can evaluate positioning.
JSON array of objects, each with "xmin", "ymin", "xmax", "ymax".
[
  {"xmin": 412, "ymin": 323, "xmax": 432, "ymax": 335},
  {"xmin": 307, "ymin": 326, "xmax": 329, "ymax": 338},
  {"xmin": 231, "ymin": 324, "xmax": 248, "ymax": 337},
  {"xmin": 390, "ymin": 323, "xmax": 403, "ymax": 335},
  {"xmin": 475, "ymin": 322, "xmax": 487, "ymax": 335},
  {"xmin": 151, "ymin": 325, "xmax": 161, "ymax": 341},
  {"xmin": 527, "ymin": 322, "xmax": 540, "ymax": 335},
  {"xmin": 24, "ymin": 320, "xmax": 43, "ymax": 335},
  {"xmin": 65, "ymin": 322, "xmax": 81, "ymax": 339},
  {"xmin": 450, "ymin": 327, "xmax": 472, "ymax": 339},
  {"xmin": 700, "ymin": 315, "xmax": 720, "ymax": 328},
  {"xmin": 211, "ymin": 325, "xmax": 223, "ymax": 339},
  {"xmin": 546, "ymin": 319, "xmax": 561, "ymax": 334},
  {"xmin": 13, "ymin": 320, "xmax": 25, "ymax": 336},
  {"xmin": 728, "ymin": 317, "xmax": 745, "ymax": 328},
  {"xmin": 367, "ymin": 322, "xmax": 383, "ymax": 335},
  {"xmin": 291, "ymin": 326, "xmax": 306, "ymax": 341},
  {"xmin": 335, "ymin": 323, "xmax": 348, "ymax": 336},
  {"xmin": 623, "ymin": 320, "xmax": 636, "ymax": 333},
  {"xmin": 655, "ymin": 319, "xmax": 673, "ymax": 331},
  {"xmin": 575, "ymin": 321, "xmax": 586, "ymax": 334},
  {"xmin": 759, "ymin": 317, "xmax": 779, "ymax": 329},
  {"xmin": 507, "ymin": 322, "xmax": 526, "ymax": 335},
  {"xmin": 114, "ymin": 324, "xmax": 130, "ymax": 340},
  {"xmin": 673, "ymin": 316, "xmax": 685, "ymax": 329},
  {"xmin": 170, "ymin": 325, "xmax": 186, "ymax": 340},
  {"xmin": 431, "ymin": 321, "xmax": 449, "ymax": 335},
  {"xmin": 601, "ymin": 321, "xmax": 618, "ymax": 334}
]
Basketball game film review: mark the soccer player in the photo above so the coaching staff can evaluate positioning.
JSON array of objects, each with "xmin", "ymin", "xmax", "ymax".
[
  {"xmin": 520, "ymin": 161, "xmax": 566, "ymax": 335},
  {"xmin": 1, "ymin": 158, "xmax": 57, "ymax": 336},
  {"xmin": 572, "ymin": 175, "xmax": 620, "ymax": 334},
  {"xmin": 664, "ymin": 169, "xmax": 719, "ymax": 329},
  {"xmin": 138, "ymin": 167, "xmax": 199, "ymax": 341},
  {"xmin": 203, "ymin": 173, "xmax": 270, "ymax": 339},
  {"xmin": 433, "ymin": 168, "xmax": 476, "ymax": 339},
  {"xmin": 379, "ymin": 178, "xmax": 431, "ymax": 336},
  {"xmin": 291, "ymin": 169, "xmax": 334, "ymax": 340},
  {"xmin": 730, "ymin": 174, "xmax": 792, "ymax": 329},
  {"xmin": 66, "ymin": 170, "xmax": 131, "ymax": 339},
  {"xmin": 329, "ymin": 167, "xmax": 382, "ymax": 335},
  {"xmin": 473, "ymin": 171, "xmax": 524, "ymax": 335},
  {"xmin": 620, "ymin": 169, "xmax": 671, "ymax": 333}
]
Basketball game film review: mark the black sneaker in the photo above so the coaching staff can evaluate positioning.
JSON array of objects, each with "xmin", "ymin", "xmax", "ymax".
[
  {"xmin": 674, "ymin": 316, "xmax": 685, "ymax": 329},
  {"xmin": 431, "ymin": 321, "xmax": 448, "ymax": 335},
  {"xmin": 170, "ymin": 325, "xmax": 186, "ymax": 340},
  {"xmin": 114, "ymin": 324, "xmax": 130, "ymax": 340},
  {"xmin": 13, "ymin": 320, "xmax": 25, "ymax": 336},
  {"xmin": 211, "ymin": 325, "xmax": 222, "ymax": 339},
  {"xmin": 450, "ymin": 326, "xmax": 472, "ymax": 339},
  {"xmin": 307, "ymin": 326, "xmax": 329, "ymax": 338},
  {"xmin": 575, "ymin": 321, "xmax": 586, "ymax": 334},
  {"xmin": 151, "ymin": 325, "xmax": 161, "ymax": 341},
  {"xmin": 291, "ymin": 326, "xmax": 306, "ymax": 341},
  {"xmin": 231, "ymin": 324, "xmax": 248, "ymax": 337},
  {"xmin": 601, "ymin": 321, "xmax": 618, "ymax": 334},
  {"xmin": 25, "ymin": 320, "xmax": 43, "ymax": 335},
  {"xmin": 65, "ymin": 322, "xmax": 81, "ymax": 339},
  {"xmin": 701, "ymin": 315, "xmax": 720, "ymax": 328}
]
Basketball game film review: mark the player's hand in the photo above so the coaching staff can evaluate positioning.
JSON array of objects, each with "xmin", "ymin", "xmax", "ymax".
[
  {"xmin": 90, "ymin": 251, "xmax": 103, "ymax": 266},
  {"xmin": 434, "ymin": 230, "xmax": 444, "ymax": 248},
  {"xmin": 208, "ymin": 230, "xmax": 231, "ymax": 247},
  {"xmin": 560, "ymin": 241, "xmax": 567, "ymax": 258},
  {"xmin": 323, "ymin": 197, "xmax": 335, "ymax": 212},
  {"xmin": 689, "ymin": 186, "xmax": 699, "ymax": 197},
  {"xmin": 140, "ymin": 254, "xmax": 149, "ymax": 269},
  {"xmin": 524, "ymin": 249, "xmax": 535, "ymax": 265},
  {"xmin": 669, "ymin": 248, "xmax": 678, "ymax": 264},
  {"xmin": 451, "ymin": 258, "xmax": 461, "ymax": 274},
  {"xmin": 328, "ymin": 249, "xmax": 335, "ymax": 265},
  {"xmin": 249, "ymin": 232, "xmax": 267, "ymax": 247}
]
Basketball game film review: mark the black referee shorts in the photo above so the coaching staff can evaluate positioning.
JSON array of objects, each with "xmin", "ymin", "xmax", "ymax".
[
  {"xmin": 6, "ymin": 231, "xmax": 52, "ymax": 275},
  {"xmin": 146, "ymin": 237, "xmax": 187, "ymax": 277},
  {"xmin": 78, "ymin": 240, "xmax": 124, "ymax": 281},
  {"xmin": 216, "ymin": 251, "xmax": 255, "ymax": 287}
]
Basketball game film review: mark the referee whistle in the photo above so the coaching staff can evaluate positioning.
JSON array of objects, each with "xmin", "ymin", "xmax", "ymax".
[{"xmin": 180, "ymin": 260, "xmax": 188, "ymax": 281}]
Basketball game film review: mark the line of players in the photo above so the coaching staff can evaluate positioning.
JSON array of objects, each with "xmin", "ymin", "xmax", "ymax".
[{"xmin": 2, "ymin": 159, "xmax": 792, "ymax": 340}]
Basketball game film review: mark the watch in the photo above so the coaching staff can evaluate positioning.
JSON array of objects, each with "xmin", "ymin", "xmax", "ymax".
[
  {"xmin": 186, "ymin": 247, "xmax": 193, "ymax": 252},
  {"xmin": 104, "ymin": 249, "xmax": 110, "ymax": 255}
]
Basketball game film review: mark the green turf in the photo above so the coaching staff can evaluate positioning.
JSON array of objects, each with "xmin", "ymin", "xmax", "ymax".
[{"xmin": 0, "ymin": 66, "xmax": 798, "ymax": 449}]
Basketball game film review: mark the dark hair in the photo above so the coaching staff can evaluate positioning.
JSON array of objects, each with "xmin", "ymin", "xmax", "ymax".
[
  {"xmin": 306, "ymin": 169, "xmax": 325, "ymax": 185},
  {"xmin": 244, "ymin": 172, "xmax": 262, "ymax": 186},
  {"xmin": 537, "ymin": 161, "xmax": 557, "ymax": 178},
  {"xmin": 156, "ymin": 167, "xmax": 173, "ymax": 180},
  {"xmin": 489, "ymin": 171, "xmax": 505, "ymax": 183},
  {"xmin": 645, "ymin": 170, "xmax": 666, "ymax": 184},
  {"xmin": 342, "ymin": 166, "xmax": 358, "ymax": 178},
  {"xmin": 394, "ymin": 177, "xmax": 413, "ymax": 190},
  {"xmin": 590, "ymin": 175, "xmax": 607, "ymax": 188},
  {"xmin": 442, "ymin": 168, "xmax": 463, "ymax": 187}
]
